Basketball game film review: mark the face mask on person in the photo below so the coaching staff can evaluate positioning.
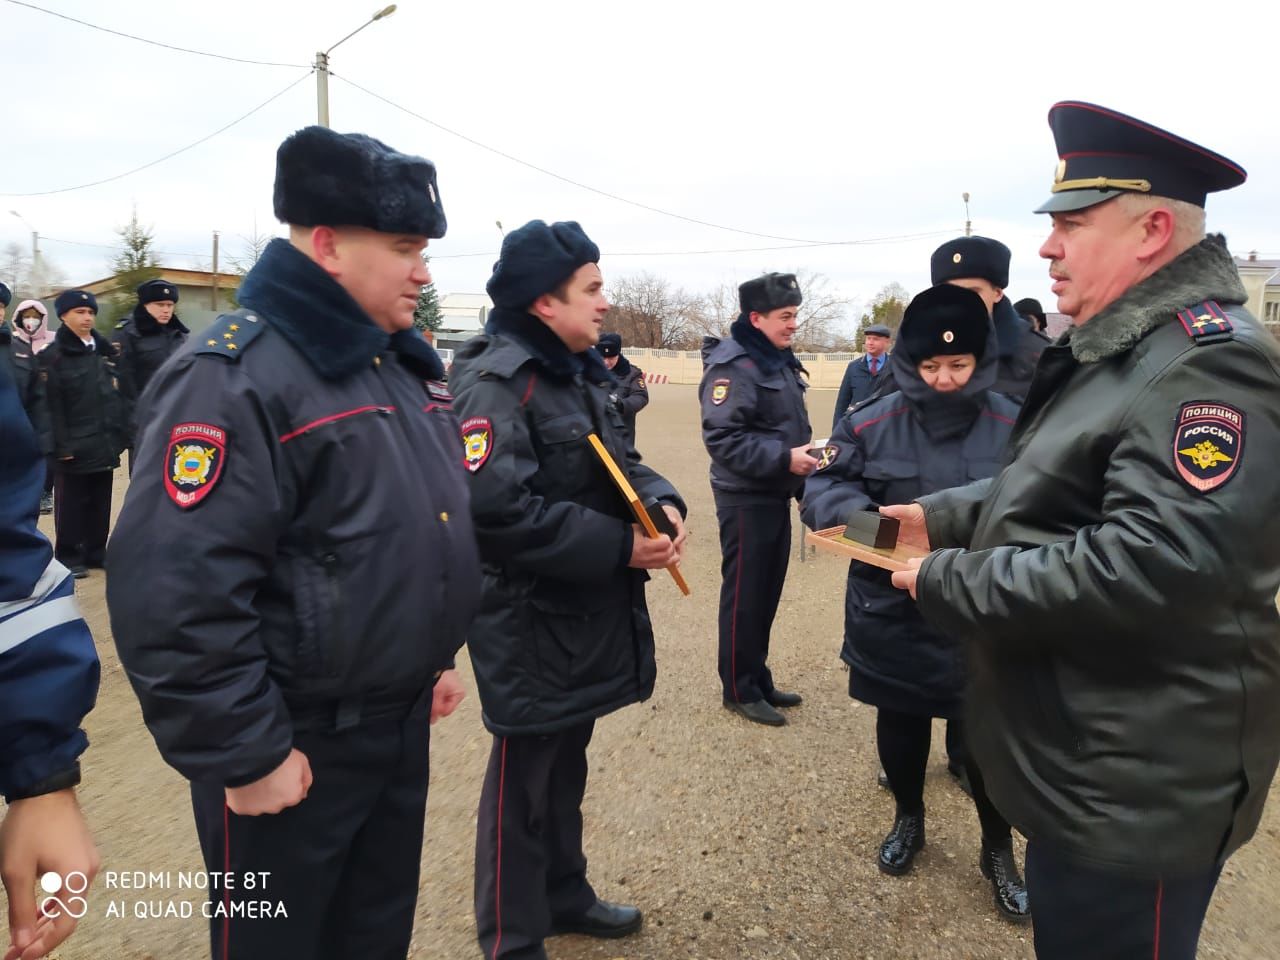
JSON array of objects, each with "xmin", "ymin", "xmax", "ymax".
[{"xmin": 21, "ymin": 314, "xmax": 42, "ymax": 334}]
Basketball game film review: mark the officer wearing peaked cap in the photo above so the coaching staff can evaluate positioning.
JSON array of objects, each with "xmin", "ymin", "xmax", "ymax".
[
  {"xmin": 106, "ymin": 126, "xmax": 481, "ymax": 960},
  {"xmin": 111, "ymin": 278, "xmax": 190, "ymax": 474},
  {"xmin": 886, "ymin": 102, "xmax": 1280, "ymax": 960},
  {"xmin": 700, "ymin": 272, "xmax": 813, "ymax": 727}
]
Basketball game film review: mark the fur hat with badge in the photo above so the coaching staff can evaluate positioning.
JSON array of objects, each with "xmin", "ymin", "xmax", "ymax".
[
  {"xmin": 54, "ymin": 289, "xmax": 98, "ymax": 317},
  {"xmin": 486, "ymin": 220, "xmax": 600, "ymax": 310},
  {"xmin": 595, "ymin": 332, "xmax": 622, "ymax": 358},
  {"xmin": 897, "ymin": 284, "xmax": 991, "ymax": 362},
  {"xmin": 273, "ymin": 125, "xmax": 447, "ymax": 239},
  {"xmin": 930, "ymin": 236, "xmax": 1011, "ymax": 288},
  {"xmin": 138, "ymin": 278, "xmax": 179, "ymax": 304},
  {"xmin": 739, "ymin": 272, "xmax": 803, "ymax": 315}
]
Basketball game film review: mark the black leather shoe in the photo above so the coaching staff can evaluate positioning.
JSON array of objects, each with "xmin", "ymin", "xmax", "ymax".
[
  {"xmin": 70, "ymin": 565, "xmax": 89, "ymax": 580},
  {"xmin": 765, "ymin": 689, "xmax": 803, "ymax": 708},
  {"xmin": 878, "ymin": 809, "xmax": 925, "ymax": 875},
  {"xmin": 723, "ymin": 698, "xmax": 786, "ymax": 726},
  {"xmin": 980, "ymin": 842, "xmax": 1031, "ymax": 923},
  {"xmin": 551, "ymin": 899, "xmax": 642, "ymax": 939},
  {"xmin": 947, "ymin": 760, "xmax": 973, "ymax": 797}
]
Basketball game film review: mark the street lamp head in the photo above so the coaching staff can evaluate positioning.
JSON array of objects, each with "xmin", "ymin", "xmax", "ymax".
[{"xmin": 374, "ymin": 4, "xmax": 397, "ymax": 19}]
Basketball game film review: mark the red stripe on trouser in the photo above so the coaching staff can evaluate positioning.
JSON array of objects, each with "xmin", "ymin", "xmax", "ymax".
[
  {"xmin": 223, "ymin": 803, "xmax": 231, "ymax": 960},
  {"xmin": 1152, "ymin": 878, "xmax": 1163, "ymax": 959},
  {"xmin": 730, "ymin": 508, "xmax": 744, "ymax": 702},
  {"xmin": 491, "ymin": 738, "xmax": 508, "ymax": 960}
]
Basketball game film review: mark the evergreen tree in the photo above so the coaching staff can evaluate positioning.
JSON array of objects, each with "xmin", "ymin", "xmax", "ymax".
[
  {"xmin": 413, "ymin": 254, "xmax": 442, "ymax": 332},
  {"xmin": 103, "ymin": 205, "xmax": 161, "ymax": 330}
]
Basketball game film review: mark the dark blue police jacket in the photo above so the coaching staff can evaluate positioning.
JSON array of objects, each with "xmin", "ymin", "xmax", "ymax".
[
  {"xmin": 106, "ymin": 239, "xmax": 481, "ymax": 788},
  {"xmin": 801, "ymin": 331, "xmax": 1019, "ymax": 716}
]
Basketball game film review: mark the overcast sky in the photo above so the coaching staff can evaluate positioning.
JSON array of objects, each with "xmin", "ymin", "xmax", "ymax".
[{"xmin": 4, "ymin": 0, "xmax": 1278, "ymax": 325}]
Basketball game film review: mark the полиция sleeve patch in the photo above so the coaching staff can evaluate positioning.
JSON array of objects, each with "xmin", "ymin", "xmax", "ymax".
[
  {"xmin": 164, "ymin": 423, "xmax": 227, "ymax": 509},
  {"xmin": 1172, "ymin": 402, "xmax": 1243, "ymax": 493},
  {"xmin": 461, "ymin": 416, "xmax": 494, "ymax": 473}
]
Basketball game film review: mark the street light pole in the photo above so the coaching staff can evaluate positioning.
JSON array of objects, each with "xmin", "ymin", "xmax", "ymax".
[
  {"xmin": 9, "ymin": 210, "xmax": 40, "ymax": 297},
  {"xmin": 962, "ymin": 192, "xmax": 972, "ymax": 237},
  {"xmin": 314, "ymin": 5, "xmax": 397, "ymax": 127},
  {"xmin": 315, "ymin": 51, "xmax": 330, "ymax": 126}
]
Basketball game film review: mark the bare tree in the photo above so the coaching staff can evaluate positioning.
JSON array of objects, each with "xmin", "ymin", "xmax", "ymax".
[
  {"xmin": 1, "ymin": 243, "xmax": 31, "ymax": 296},
  {"xmin": 605, "ymin": 272, "xmax": 700, "ymax": 349},
  {"xmin": 1, "ymin": 242, "xmax": 66, "ymax": 301},
  {"xmin": 790, "ymin": 269, "xmax": 854, "ymax": 351},
  {"xmin": 686, "ymin": 282, "xmax": 738, "ymax": 345}
]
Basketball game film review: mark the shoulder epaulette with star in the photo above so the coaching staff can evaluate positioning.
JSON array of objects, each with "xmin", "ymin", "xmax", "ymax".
[
  {"xmin": 194, "ymin": 310, "xmax": 266, "ymax": 361},
  {"xmin": 1176, "ymin": 301, "xmax": 1234, "ymax": 346}
]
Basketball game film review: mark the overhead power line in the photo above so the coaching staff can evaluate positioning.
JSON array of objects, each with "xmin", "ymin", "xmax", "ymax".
[
  {"xmin": 333, "ymin": 72, "xmax": 926, "ymax": 248},
  {"xmin": 0, "ymin": 70, "xmax": 313, "ymax": 197},
  {"xmin": 431, "ymin": 230, "xmax": 958, "ymax": 260},
  {"xmin": 38, "ymin": 236, "xmax": 207, "ymax": 260},
  {"xmin": 4, "ymin": 0, "xmax": 308, "ymax": 67}
]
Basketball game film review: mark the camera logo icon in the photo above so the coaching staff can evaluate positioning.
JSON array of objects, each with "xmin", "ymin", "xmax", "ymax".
[{"xmin": 39, "ymin": 871, "xmax": 89, "ymax": 920}]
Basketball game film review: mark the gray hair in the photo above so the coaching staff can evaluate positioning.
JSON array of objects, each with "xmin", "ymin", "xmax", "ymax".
[{"xmin": 1116, "ymin": 193, "xmax": 1206, "ymax": 252}]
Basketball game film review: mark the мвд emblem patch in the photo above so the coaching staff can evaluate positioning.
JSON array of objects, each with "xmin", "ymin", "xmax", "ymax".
[
  {"xmin": 461, "ymin": 416, "xmax": 493, "ymax": 473},
  {"xmin": 1172, "ymin": 402, "xmax": 1243, "ymax": 494},
  {"xmin": 816, "ymin": 444, "xmax": 840, "ymax": 472},
  {"xmin": 711, "ymin": 379, "xmax": 731, "ymax": 406},
  {"xmin": 164, "ymin": 423, "xmax": 226, "ymax": 509}
]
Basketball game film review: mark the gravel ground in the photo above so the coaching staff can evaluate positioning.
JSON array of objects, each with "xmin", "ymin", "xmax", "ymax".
[{"xmin": 5, "ymin": 382, "xmax": 1278, "ymax": 960}]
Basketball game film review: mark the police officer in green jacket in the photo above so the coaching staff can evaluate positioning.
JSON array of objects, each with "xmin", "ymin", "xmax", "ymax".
[{"xmin": 888, "ymin": 101, "xmax": 1280, "ymax": 960}]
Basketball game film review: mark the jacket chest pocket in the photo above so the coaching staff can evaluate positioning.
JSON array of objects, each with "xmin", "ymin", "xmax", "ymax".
[
  {"xmin": 860, "ymin": 458, "xmax": 921, "ymax": 506},
  {"xmin": 532, "ymin": 412, "xmax": 594, "ymax": 496}
]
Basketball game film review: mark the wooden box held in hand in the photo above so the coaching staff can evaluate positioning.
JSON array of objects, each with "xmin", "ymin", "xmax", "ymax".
[{"xmin": 804, "ymin": 511, "xmax": 930, "ymax": 573}]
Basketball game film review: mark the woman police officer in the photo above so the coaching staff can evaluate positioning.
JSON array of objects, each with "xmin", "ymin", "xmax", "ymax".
[{"xmin": 801, "ymin": 284, "xmax": 1029, "ymax": 922}]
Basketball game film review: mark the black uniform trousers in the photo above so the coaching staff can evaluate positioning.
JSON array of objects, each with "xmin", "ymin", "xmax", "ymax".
[
  {"xmin": 715, "ymin": 497, "xmax": 791, "ymax": 703},
  {"xmin": 190, "ymin": 694, "xmax": 432, "ymax": 960},
  {"xmin": 1025, "ymin": 841, "xmax": 1222, "ymax": 960},
  {"xmin": 475, "ymin": 720, "xmax": 597, "ymax": 960},
  {"xmin": 52, "ymin": 468, "xmax": 112, "ymax": 568},
  {"xmin": 875, "ymin": 709, "xmax": 1010, "ymax": 844}
]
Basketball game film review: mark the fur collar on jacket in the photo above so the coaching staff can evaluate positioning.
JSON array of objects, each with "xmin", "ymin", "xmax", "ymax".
[
  {"xmin": 729, "ymin": 314, "xmax": 803, "ymax": 376},
  {"xmin": 238, "ymin": 239, "xmax": 444, "ymax": 381},
  {"xmin": 51, "ymin": 322, "xmax": 111, "ymax": 356},
  {"xmin": 1066, "ymin": 234, "xmax": 1246, "ymax": 364},
  {"xmin": 128, "ymin": 301, "xmax": 190, "ymax": 337},
  {"xmin": 484, "ymin": 305, "xmax": 613, "ymax": 384}
]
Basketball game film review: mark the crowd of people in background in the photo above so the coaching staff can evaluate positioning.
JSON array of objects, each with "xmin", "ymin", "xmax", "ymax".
[{"xmin": 0, "ymin": 278, "xmax": 187, "ymax": 577}]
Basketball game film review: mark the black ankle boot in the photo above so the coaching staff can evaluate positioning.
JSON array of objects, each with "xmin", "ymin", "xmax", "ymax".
[
  {"xmin": 980, "ymin": 841, "xmax": 1031, "ymax": 923},
  {"xmin": 878, "ymin": 808, "xmax": 925, "ymax": 875}
]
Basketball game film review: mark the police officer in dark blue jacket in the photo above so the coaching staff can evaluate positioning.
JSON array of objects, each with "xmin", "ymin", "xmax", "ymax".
[
  {"xmin": 802, "ymin": 285, "xmax": 1028, "ymax": 922},
  {"xmin": 451, "ymin": 219, "xmax": 687, "ymax": 960},
  {"xmin": 700, "ymin": 273, "xmax": 814, "ymax": 726},
  {"xmin": 0, "ymin": 358, "xmax": 100, "ymax": 959},
  {"xmin": 106, "ymin": 127, "xmax": 481, "ymax": 960}
]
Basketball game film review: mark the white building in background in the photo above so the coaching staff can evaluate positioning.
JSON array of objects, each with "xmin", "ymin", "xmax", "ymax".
[{"xmin": 436, "ymin": 292, "xmax": 491, "ymax": 351}]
